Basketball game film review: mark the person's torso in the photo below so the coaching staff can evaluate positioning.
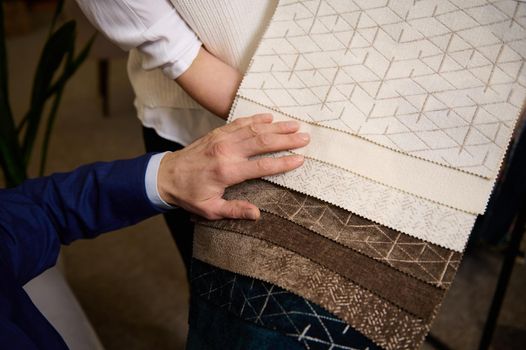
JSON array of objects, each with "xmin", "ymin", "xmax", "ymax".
[{"xmin": 128, "ymin": 0, "xmax": 278, "ymax": 111}]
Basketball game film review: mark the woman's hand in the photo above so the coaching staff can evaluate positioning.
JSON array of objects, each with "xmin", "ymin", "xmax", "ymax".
[{"xmin": 157, "ymin": 114, "xmax": 309, "ymax": 220}]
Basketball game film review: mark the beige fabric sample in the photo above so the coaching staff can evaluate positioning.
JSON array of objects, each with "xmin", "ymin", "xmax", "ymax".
[
  {"xmin": 232, "ymin": 97, "xmax": 494, "ymax": 214},
  {"xmin": 237, "ymin": 0, "xmax": 526, "ymax": 178},
  {"xmin": 194, "ymin": 225, "xmax": 431, "ymax": 350},
  {"xmin": 260, "ymin": 151, "xmax": 476, "ymax": 252},
  {"xmin": 225, "ymin": 179, "xmax": 462, "ymax": 288},
  {"xmin": 192, "ymin": 2, "xmax": 526, "ymax": 347},
  {"xmin": 197, "ymin": 213, "xmax": 444, "ymax": 320}
]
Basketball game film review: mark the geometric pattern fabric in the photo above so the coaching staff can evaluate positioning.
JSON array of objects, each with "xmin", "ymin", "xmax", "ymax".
[
  {"xmin": 194, "ymin": 1, "xmax": 525, "ymax": 349},
  {"xmin": 225, "ymin": 179, "xmax": 462, "ymax": 288},
  {"xmin": 197, "ymin": 213, "xmax": 444, "ymax": 319},
  {"xmin": 234, "ymin": 97, "xmax": 494, "ymax": 214},
  {"xmin": 191, "ymin": 258, "xmax": 380, "ymax": 350},
  {"xmin": 257, "ymin": 150, "xmax": 477, "ymax": 251},
  {"xmin": 192, "ymin": 229, "xmax": 431, "ymax": 350},
  {"xmin": 238, "ymin": 0, "xmax": 526, "ymax": 178}
]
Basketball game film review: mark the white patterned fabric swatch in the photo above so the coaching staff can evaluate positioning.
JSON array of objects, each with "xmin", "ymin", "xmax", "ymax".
[
  {"xmin": 228, "ymin": 0, "xmax": 526, "ymax": 251},
  {"xmin": 234, "ymin": 97, "xmax": 494, "ymax": 214},
  {"xmin": 238, "ymin": 0, "xmax": 526, "ymax": 178}
]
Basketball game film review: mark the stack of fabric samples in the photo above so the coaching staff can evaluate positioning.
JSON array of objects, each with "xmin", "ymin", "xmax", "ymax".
[{"xmin": 193, "ymin": 1, "xmax": 526, "ymax": 349}]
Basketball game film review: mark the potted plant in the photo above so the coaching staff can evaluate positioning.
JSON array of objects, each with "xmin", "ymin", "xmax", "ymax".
[{"xmin": 0, "ymin": 0, "xmax": 93, "ymax": 187}]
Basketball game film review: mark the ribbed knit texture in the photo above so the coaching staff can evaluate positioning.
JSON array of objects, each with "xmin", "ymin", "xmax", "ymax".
[{"xmin": 127, "ymin": 0, "xmax": 277, "ymax": 110}]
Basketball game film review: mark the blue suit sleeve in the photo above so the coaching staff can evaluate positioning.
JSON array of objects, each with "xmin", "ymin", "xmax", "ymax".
[{"xmin": 0, "ymin": 154, "xmax": 162, "ymax": 285}]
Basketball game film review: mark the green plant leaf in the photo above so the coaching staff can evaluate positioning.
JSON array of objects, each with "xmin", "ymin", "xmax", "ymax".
[
  {"xmin": 16, "ymin": 114, "xmax": 28, "ymax": 134},
  {"xmin": 39, "ymin": 35, "xmax": 94, "ymax": 176},
  {"xmin": 21, "ymin": 21, "xmax": 76, "ymax": 166},
  {"xmin": 48, "ymin": 34, "xmax": 95, "ymax": 97},
  {"xmin": 38, "ymin": 89, "xmax": 64, "ymax": 176},
  {"xmin": 49, "ymin": 0, "xmax": 65, "ymax": 35},
  {"xmin": 0, "ymin": 2, "xmax": 26, "ymax": 186},
  {"xmin": 1, "ymin": 1, "xmax": 91, "ymax": 186}
]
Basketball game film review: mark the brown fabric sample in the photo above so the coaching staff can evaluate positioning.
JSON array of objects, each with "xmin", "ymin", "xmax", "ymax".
[
  {"xmin": 197, "ymin": 213, "xmax": 444, "ymax": 321},
  {"xmin": 193, "ymin": 225, "xmax": 430, "ymax": 350},
  {"xmin": 224, "ymin": 179, "xmax": 462, "ymax": 288}
]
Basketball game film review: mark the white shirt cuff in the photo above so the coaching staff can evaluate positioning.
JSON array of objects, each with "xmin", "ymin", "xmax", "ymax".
[
  {"xmin": 140, "ymin": 9, "xmax": 203, "ymax": 80},
  {"xmin": 145, "ymin": 152, "xmax": 175, "ymax": 210},
  {"xmin": 161, "ymin": 40, "xmax": 202, "ymax": 80}
]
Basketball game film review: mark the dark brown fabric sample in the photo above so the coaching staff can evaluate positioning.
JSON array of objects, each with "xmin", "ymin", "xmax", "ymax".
[
  {"xmin": 197, "ymin": 212, "xmax": 444, "ymax": 321},
  {"xmin": 193, "ymin": 225, "xmax": 430, "ymax": 350},
  {"xmin": 224, "ymin": 179, "xmax": 462, "ymax": 288}
]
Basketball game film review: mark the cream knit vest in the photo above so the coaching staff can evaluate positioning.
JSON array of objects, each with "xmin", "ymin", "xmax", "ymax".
[{"xmin": 128, "ymin": 0, "xmax": 277, "ymax": 110}]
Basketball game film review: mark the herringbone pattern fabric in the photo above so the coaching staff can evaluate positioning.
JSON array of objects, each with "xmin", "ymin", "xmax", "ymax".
[
  {"xmin": 197, "ymin": 213, "xmax": 444, "ymax": 319},
  {"xmin": 225, "ymin": 179, "xmax": 461, "ymax": 288}
]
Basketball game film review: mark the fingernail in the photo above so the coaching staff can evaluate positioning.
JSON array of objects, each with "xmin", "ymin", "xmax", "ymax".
[
  {"xmin": 290, "ymin": 155, "xmax": 304, "ymax": 164},
  {"xmin": 297, "ymin": 133, "xmax": 310, "ymax": 142},
  {"xmin": 247, "ymin": 209, "xmax": 260, "ymax": 220}
]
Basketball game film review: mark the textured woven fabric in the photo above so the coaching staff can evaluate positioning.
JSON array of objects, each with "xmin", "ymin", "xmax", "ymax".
[
  {"xmin": 197, "ymin": 214, "xmax": 443, "ymax": 320},
  {"xmin": 191, "ymin": 259, "xmax": 380, "ymax": 350},
  {"xmin": 233, "ymin": 97, "xmax": 494, "ymax": 214},
  {"xmin": 191, "ymin": 1, "xmax": 525, "ymax": 348},
  {"xmin": 260, "ymin": 150, "xmax": 476, "ymax": 252},
  {"xmin": 228, "ymin": 0, "xmax": 526, "ymax": 251},
  {"xmin": 225, "ymin": 179, "xmax": 461, "ymax": 288},
  {"xmin": 193, "ymin": 226, "xmax": 430, "ymax": 350},
  {"xmin": 187, "ymin": 295, "xmax": 305, "ymax": 350},
  {"xmin": 237, "ymin": 0, "xmax": 526, "ymax": 178}
]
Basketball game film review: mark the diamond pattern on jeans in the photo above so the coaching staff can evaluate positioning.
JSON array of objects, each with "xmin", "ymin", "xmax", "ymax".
[
  {"xmin": 238, "ymin": 0, "xmax": 526, "ymax": 177},
  {"xmin": 191, "ymin": 258, "xmax": 380, "ymax": 350}
]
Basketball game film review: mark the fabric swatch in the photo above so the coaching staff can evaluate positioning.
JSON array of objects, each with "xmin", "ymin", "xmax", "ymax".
[
  {"xmin": 233, "ymin": 97, "xmax": 494, "ymax": 214},
  {"xmin": 191, "ymin": 258, "xmax": 381, "ymax": 350},
  {"xmin": 193, "ymin": 225, "xmax": 430, "ymax": 350},
  {"xmin": 237, "ymin": 0, "xmax": 526, "ymax": 178},
  {"xmin": 224, "ymin": 179, "xmax": 461, "ymax": 288},
  {"xmin": 193, "ymin": 1, "xmax": 526, "ymax": 348},
  {"xmin": 260, "ymin": 151, "xmax": 476, "ymax": 252},
  {"xmin": 188, "ymin": 295, "xmax": 306, "ymax": 350},
  {"xmin": 196, "ymin": 213, "xmax": 443, "ymax": 320}
]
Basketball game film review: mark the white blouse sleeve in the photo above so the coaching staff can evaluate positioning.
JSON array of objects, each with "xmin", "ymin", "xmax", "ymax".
[{"xmin": 75, "ymin": 0, "xmax": 202, "ymax": 79}]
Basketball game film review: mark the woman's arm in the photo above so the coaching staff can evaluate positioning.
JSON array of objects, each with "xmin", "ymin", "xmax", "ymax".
[
  {"xmin": 75, "ymin": 0, "xmax": 241, "ymax": 119},
  {"xmin": 176, "ymin": 48, "xmax": 242, "ymax": 119}
]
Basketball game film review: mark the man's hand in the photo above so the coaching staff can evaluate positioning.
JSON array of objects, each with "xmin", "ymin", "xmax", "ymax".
[{"xmin": 157, "ymin": 114, "xmax": 309, "ymax": 220}]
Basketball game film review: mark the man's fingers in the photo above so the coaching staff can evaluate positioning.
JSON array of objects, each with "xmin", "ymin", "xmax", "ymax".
[
  {"xmin": 237, "ymin": 132, "xmax": 310, "ymax": 157},
  {"xmin": 229, "ymin": 120, "xmax": 301, "ymax": 142},
  {"xmin": 236, "ymin": 155, "xmax": 305, "ymax": 181},
  {"xmin": 219, "ymin": 114, "xmax": 273, "ymax": 134},
  {"xmin": 215, "ymin": 199, "xmax": 261, "ymax": 220}
]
